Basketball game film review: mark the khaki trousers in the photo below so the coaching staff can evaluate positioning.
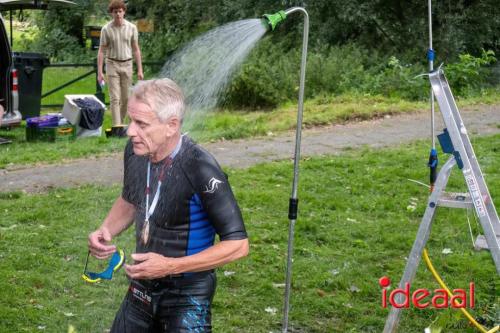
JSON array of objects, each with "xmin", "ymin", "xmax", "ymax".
[{"xmin": 106, "ymin": 59, "xmax": 133, "ymax": 126}]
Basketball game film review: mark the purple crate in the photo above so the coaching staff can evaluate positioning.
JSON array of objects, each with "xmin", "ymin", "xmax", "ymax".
[{"xmin": 26, "ymin": 115, "xmax": 60, "ymax": 128}]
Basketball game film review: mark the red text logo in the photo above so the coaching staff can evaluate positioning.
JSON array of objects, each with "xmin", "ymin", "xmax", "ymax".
[{"xmin": 379, "ymin": 276, "xmax": 475, "ymax": 309}]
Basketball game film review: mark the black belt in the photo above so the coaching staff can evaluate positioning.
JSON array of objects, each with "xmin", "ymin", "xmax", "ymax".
[{"xmin": 107, "ymin": 58, "xmax": 132, "ymax": 62}]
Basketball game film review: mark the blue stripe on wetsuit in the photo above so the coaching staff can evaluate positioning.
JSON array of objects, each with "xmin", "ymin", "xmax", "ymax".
[{"xmin": 187, "ymin": 194, "xmax": 215, "ymax": 256}]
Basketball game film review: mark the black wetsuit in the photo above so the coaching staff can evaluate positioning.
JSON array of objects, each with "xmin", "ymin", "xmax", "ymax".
[{"xmin": 111, "ymin": 135, "xmax": 247, "ymax": 333}]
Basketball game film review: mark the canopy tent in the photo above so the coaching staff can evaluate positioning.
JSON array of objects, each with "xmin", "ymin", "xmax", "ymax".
[
  {"xmin": 0, "ymin": 0, "xmax": 76, "ymax": 10},
  {"xmin": 0, "ymin": 0, "xmax": 77, "ymax": 46}
]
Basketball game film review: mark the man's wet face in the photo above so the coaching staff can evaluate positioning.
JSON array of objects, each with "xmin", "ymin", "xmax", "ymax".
[{"xmin": 127, "ymin": 97, "xmax": 169, "ymax": 157}]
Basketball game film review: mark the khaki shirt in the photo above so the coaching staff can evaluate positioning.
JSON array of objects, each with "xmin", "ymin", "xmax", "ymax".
[{"xmin": 100, "ymin": 19, "xmax": 138, "ymax": 60}]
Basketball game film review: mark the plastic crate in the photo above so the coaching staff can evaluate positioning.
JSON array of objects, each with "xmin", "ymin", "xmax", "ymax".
[
  {"xmin": 26, "ymin": 114, "xmax": 60, "ymax": 128},
  {"xmin": 62, "ymin": 94, "xmax": 106, "ymax": 126},
  {"xmin": 26, "ymin": 124, "xmax": 76, "ymax": 142}
]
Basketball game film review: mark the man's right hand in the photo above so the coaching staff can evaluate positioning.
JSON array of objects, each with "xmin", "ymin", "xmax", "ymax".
[
  {"xmin": 88, "ymin": 227, "xmax": 116, "ymax": 259},
  {"xmin": 97, "ymin": 73, "xmax": 105, "ymax": 85}
]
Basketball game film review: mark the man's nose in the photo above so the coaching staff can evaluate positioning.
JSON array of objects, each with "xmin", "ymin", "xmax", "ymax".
[{"xmin": 127, "ymin": 122, "xmax": 136, "ymax": 137}]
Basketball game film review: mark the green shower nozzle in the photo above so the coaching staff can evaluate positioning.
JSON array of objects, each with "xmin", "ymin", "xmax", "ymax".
[{"xmin": 262, "ymin": 10, "xmax": 287, "ymax": 31}]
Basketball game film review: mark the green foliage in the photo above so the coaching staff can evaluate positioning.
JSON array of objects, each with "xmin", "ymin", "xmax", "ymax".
[
  {"xmin": 11, "ymin": 0, "xmax": 500, "ymax": 106},
  {"xmin": 21, "ymin": 0, "xmax": 500, "ymax": 64},
  {"xmin": 306, "ymin": 44, "xmax": 371, "ymax": 97},
  {"xmin": 445, "ymin": 50, "xmax": 497, "ymax": 95},
  {"xmin": 224, "ymin": 43, "xmax": 380, "ymax": 108},
  {"xmin": 13, "ymin": 0, "xmax": 105, "ymax": 62},
  {"xmin": 29, "ymin": 27, "xmax": 94, "ymax": 63},
  {"xmin": 128, "ymin": 0, "xmax": 220, "ymax": 61},
  {"xmin": 131, "ymin": 0, "xmax": 468, "ymax": 107},
  {"xmin": 128, "ymin": 0, "xmax": 500, "ymax": 62},
  {"xmin": 224, "ymin": 46, "xmax": 497, "ymax": 108},
  {"xmin": 363, "ymin": 56, "xmax": 428, "ymax": 100},
  {"xmin": 222, "ymin": 38, "xmax": 299, "ymax": 108}
]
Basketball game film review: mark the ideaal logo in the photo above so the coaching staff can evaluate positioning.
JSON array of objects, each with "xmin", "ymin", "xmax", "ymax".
[{"xmin": 379, "ymin": 276, "xmax": 475, "ymax": 309}]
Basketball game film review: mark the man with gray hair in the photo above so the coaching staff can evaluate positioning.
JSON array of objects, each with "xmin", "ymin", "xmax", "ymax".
[{"xmin": 88, "ymin": 78, "xmax": 249, "ymax": 332}]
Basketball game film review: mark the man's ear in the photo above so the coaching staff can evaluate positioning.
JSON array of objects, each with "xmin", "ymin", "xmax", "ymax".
[{"xmin": 166, "ymin": 117, "xmax": 181, "ymax": 136}]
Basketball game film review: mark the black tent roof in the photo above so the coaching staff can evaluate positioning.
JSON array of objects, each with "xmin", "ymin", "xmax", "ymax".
[{"xmin": 0, "ymin": 0, "xmax": 76, "ymax": 10}]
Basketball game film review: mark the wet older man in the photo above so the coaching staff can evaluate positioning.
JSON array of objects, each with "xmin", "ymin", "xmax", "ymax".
[{"xmin": 88, "ymin": 78, "xmax": 249, "ymax": 333}]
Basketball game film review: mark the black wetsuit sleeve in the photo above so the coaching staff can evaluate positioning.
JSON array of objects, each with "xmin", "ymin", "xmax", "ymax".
[{"xmin": 189, "ymin": 149, "xmax": 247, "ymax": 241}]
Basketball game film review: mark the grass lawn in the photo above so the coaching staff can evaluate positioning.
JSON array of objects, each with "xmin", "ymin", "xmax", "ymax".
[
  {"xmin": 1, "ymin": 89, "xmax": 500, "ymax": 169},
  {"xmin": 0, "ymin": 112, "xmax": 126, "ymax": 169},
  {"xmin": 42, "ymin": 66, "xmax": 109, "ymax": 107},
  {"xmin": 0, "ymin": 135, "xmax": 498, "ymax": 332},
  {"xmin": 41, "ymin": 63, "xmax": 163, "ymax": 107}
]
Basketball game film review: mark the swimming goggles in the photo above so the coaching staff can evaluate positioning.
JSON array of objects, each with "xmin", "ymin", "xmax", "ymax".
[{"xmin": 82, "ymin": 249, "xmax": 125, "ymax": 283}]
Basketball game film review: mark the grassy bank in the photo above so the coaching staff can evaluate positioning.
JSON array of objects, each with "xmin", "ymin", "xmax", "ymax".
[
  {"xmin": 1, "ymin": 90, "xmax": 500, "ymax": 169},
  {"xmin": 0, "ymin": 135, "xmax": 498, "ymax": 332}
]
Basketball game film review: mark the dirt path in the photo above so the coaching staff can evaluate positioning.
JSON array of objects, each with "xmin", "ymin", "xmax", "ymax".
[{"xmin": 1, "ymin": 104, "xmax": 499, "ymax": 193}]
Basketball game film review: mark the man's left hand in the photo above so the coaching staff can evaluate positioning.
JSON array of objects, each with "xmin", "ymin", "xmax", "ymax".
[
  {"xmin": 137, "ymin": 70, "xmax": 144, "ymax": 81},
  {"xmin": 125, "ymin": 252, "xmax": 177, "ymax": 279}
]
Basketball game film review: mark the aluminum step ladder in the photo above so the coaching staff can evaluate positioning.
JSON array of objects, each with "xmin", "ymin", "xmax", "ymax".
[{"xmin": 383, "ymin": 68, "xmax": 500, "ymax": 333}]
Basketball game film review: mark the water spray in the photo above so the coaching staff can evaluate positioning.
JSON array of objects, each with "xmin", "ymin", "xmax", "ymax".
[{"xmin": 263, "ymin": 7, "xmax": 309, "ymax": 333}]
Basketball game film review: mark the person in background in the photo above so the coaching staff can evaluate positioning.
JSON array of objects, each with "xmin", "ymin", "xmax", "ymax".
[
  {"xmin": 98, "ymin": 0, "xmax": 143, "ymax": 126},
  {"xmin": 0, "ymin": 104, "xmax": 4, "ymax": 126},
  {"xmin": 88, "ymin": 78, "xmax": 249, "ymax": 332}
]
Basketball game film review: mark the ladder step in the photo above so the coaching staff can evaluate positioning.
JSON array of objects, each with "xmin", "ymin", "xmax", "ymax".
[
  {"xmin": 438, "ymin": 192, "xmax": 473, "ymax": 209},
  {"xmin": 474, "ymin": 234, "xmax": 500, "ymax": 251}
]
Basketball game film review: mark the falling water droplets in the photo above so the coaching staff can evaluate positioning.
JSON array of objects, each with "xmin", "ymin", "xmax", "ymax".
[{"xmin": 160, "ymin": 19, "xmax": 268, "ymax": 132}]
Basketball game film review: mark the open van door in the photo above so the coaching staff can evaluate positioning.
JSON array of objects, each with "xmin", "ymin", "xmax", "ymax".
[
  {"xmin": 0, "ymin": 0, "xmax": 76, "ymax": 127},
  {"xmin": 0, "ymin": 12, "xmax": 22, "ymax": 129},
  {"xmin": 0, "ymin": 13, "xmax": 12, "ymax": 115},
  {"xmin": 0, "ymin": 1, "xmax": 77, "ymax": 45},
  {"xmin": 0, "ymin": 14, "xmax": 21, "ymax": 126}
]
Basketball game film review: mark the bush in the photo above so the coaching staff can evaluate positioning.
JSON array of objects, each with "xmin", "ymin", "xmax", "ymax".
[
  {"xmin": 223, "ymin": 38, "xmax": 300, "ymax": 109},
  {"xmin": 363, "ymin": 56, "xmax": 428, "ymax": 100},
  {"xmin": 306, "ymin": 44, "xmax": 371, "ymax": 96},
  {"xmin": 444, "ymin": 49, "xmax": 497, "ymax": 95},
  {"xmin": 224, "ymin": 44, "xmax": 429, "ymax": 108},
  {"xmin": 223, "ymin": 45, "xmax": 497, "ymax": 109},
  {"xmin": 29, "ymin": 28, "xmax": 95, "ymax": 63}
]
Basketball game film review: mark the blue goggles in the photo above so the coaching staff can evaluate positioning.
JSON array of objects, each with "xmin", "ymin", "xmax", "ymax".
[{"xmin": 82, "ymin": 249, "xmax": 125, "ymax": 283}]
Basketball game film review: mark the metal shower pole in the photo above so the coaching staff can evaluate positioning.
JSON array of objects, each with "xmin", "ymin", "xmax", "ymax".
[
  {"xmin": 428, "ymin": 0, "xmax": 435, "ymax": 149},
  {"xmin": 427, "ymin": 0, "xmax": 438, "ymax": 191},
  {"xmin": 281, "ymin": 6, "xmax": 309, "ymax": 333}
]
